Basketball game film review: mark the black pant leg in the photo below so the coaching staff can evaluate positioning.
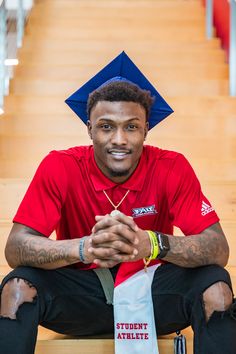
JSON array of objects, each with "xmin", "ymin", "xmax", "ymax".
[
  {"xmin": 151, "ymin": 263, "xmax": 236, "ymax": 354},
  {"xmin": 0, "ymin": 301, "xmax": 40, "ymax": 354},
  {"xmin": 192, "ymin": 298, "xmax": 236, "ymax": 354},
  {"xmin": 0, "ymin": 266, "xmax": 115, "ymax": 354}
]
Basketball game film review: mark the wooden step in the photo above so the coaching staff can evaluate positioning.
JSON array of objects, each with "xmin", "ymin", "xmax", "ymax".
[
  {"xmin": 31, "ymin": 0, "xmax": 205, "ymax": 11},
  {"xmin": 19, "ymin": 38, "xmax": 223, "ymax": 52},
  {"xmin": 24, "ymin": 28, "xmax": 207, "ymax": 42},
  {"xmin": 188, "ymin": 158, "xmax": 236, "ymax": 182},
  {"xmin": 0, "ymin": 134, "xmax": 235, "ymax": 178},
  {"xmin": 0, "ymin": 156, "xmax": 234, "ymax": 180},
  {"xmin": 30, "ymin": 0, "xmax": 206, "ymax": 17},
  {"xmin": 0, "ymin": 135, "xmax": 235, "ymax": 161},
  {"xmin": 3, "ymin": 95, "xmax": 236, "ymax": 116},
  {"xmin": 17, "ymin": 49, "xmax": 225, "ymax": 65},
  {"xmin": 27, "ymin": 22, "xmax": 206, "ymax": 34},
  {"xmin": 0, "ymin": 179, "xmax": 30, "ymax": 220},
  {"xmin": 2, "ymin": 113, "xmax": 235, "ymax": 138},
  {"xmin": 13, "ymin": 63, "xmax": 228, "ymax": 80},
  {"xmin": 34, "ymin": 336, "xmax": 193, "ymax": 354},
  {"xmin": 27, "ymin": 14, "xmax": 206, "ymax": 25},
  {"xmin": 0, "ymin": 220, "xmax": 11, "ymax": 266},
  {"xmin": 9, "ymin": 79, "xmax": 229, "ymax": 96}
]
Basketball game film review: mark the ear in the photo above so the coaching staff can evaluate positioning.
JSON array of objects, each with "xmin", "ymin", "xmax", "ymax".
[
  {"xmin": 144, "ymin": 122, "xmax": 149, "ymax": 140},
  {"xmin": 87, "ymin": 120, "xmax": 92, "ymax": 140}
]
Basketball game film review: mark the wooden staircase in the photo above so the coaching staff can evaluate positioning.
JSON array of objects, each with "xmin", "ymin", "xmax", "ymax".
[{"xmin": 0, "ymin": 0, "xmax": 236, "ymax": 353}]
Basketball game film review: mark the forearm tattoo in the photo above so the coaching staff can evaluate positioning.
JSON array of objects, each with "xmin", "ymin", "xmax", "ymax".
[
  {"xmin": 166, "ymin": 224, "xmax": 229, "ymax": 268},
  {"xmin": 15, "ymin": 236, "xmax": 78, "ymax": 267}
]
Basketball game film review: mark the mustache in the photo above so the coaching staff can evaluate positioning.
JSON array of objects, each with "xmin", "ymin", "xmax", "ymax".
[{"xmin": 107, "ymin": 148, "xmax": 132, "ymax": 154}]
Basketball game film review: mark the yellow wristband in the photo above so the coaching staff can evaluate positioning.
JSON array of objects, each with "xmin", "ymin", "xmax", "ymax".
[
  {"xmin": 143, "ymin": 230, "xmax": 160, "ymax": 271},
  {"xmin": 146, "ymin": 230, "xmax": 159, "ymax": 260}
]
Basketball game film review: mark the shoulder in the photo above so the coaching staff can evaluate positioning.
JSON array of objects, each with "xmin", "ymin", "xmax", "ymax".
[
  {"xmin": 143, "ymin": 146, "xmax": 196, "ymax": 186},
  {"xmin": 41, "ymin": 145, "xmax": 93, "ymax": 168},
  {"xmin": 143, "ymin": 145, "xmax": 186, "ymax": 168},
  {"xmin": 49, "ymin": 145, "xmax": 92, "ymax": 161},
  {"xmin": 32, "ymin": 146, "xmax": 93, "ymax": 184}
]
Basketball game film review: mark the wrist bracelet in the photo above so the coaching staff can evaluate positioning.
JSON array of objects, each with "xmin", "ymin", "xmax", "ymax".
[
  {"xmin": 143, "ymin": 230, "xmax": 160, "ymax": 271},
  {"xmin": 146, "ymin": 230, "xmax": 159, "ymax": 259},
  {"xmin": 79, "ymin": 238, "xmax": 86, "ymax": 263}
]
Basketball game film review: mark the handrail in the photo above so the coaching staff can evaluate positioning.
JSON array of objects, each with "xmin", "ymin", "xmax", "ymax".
[
  {"xmin": 206, "ymin": 0, "xmax": 213, "ymax": 39},
  {"xmin": 0, "ymin": 1, "xmax": 6, "ymax": 114},
  {"xmin": 17, "ymin": 0, "xmax": 24, "ymax": 48},
  {"xmin": 205, "ymin": 0, "xmax": 236, "ymax": 96},
  {"xmin": 0, "ymin": 0, "xmax": 30, "ymax": 114}
]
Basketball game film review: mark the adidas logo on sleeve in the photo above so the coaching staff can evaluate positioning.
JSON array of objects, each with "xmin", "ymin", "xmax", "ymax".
[{"xmin": 201, "ymin": 201, "xmax": 214, "ymax": 216}]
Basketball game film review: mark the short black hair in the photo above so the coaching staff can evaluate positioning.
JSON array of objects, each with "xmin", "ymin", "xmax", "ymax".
[{"xmin": 87, "ymin": 81, "xmax": 154, "ymax": 119}]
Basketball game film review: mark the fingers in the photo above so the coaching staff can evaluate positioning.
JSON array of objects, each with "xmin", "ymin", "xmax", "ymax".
[
  {"xmin": 92, "ymin": 252, "xmax": 137, "ymax": 267},
  {"xmin": 93, "ymin": 259, "xmax": 120, "ymax": 268},
  {"xmin": 92, "ymin": 225, "xmax": 138, "ymax": 246},
  {"xmin": 93, "ymin": 213, "xmax": 138, "ymax": 234},
  {"xmin": 88, "ymin": 213, "xmax": 141, "ymax": 267},
  {"xmin": 89, "ymin": 234, "xmax": 138, "ymax": 256}
]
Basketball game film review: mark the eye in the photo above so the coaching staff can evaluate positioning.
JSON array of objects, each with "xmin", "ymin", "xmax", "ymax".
[
  {"xmin": 100, "ymin": 124, "xmax": 113, "ymax": 130},
  {"xmin": 127, "ymin": 124, "xmax": 138, "ymax": 130}
]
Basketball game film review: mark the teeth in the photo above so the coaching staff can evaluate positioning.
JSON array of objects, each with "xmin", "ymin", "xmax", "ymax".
[{"xmin": 110, "ymin": 152, "xmax": 126, "ymax": 156}]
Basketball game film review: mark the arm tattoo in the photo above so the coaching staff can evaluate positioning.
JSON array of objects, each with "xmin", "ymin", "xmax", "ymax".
[
  {"xmin": 15, "ymin": 235, "xmax": 78, "ymax": 267},
  {"xmin": 165, "ymin": 223, "xmax": 229, "ymax": 268}
]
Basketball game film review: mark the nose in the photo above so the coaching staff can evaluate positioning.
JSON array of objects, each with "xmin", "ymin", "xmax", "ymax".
[{"xmin": 111, "ymin": 128, "xmax": 127, "ymax": 145}]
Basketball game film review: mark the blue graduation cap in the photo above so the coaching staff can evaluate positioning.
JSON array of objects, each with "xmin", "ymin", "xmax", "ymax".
[{"xmin": 65, "ymin": 51, "xmax": 173, "ymax": 130}]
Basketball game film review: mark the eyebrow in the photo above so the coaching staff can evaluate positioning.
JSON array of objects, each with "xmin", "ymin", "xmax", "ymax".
[{"xmin": 97, "ymin": 117, "xmax": 141, "ymax": 122}]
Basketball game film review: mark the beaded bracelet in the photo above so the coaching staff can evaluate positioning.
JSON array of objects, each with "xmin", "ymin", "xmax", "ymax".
[
  {"xmin": 79, "ymin": 238, "xmax": 86, "ymax": 263},
  {"xmin": 143, "ymin": 230, "xmax": 160, "ymax": 271}
]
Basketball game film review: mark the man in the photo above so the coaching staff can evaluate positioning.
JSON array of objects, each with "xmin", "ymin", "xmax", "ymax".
[{"xmin": 0, "ymin": 52, "xmax": 235, "ymax": 354}]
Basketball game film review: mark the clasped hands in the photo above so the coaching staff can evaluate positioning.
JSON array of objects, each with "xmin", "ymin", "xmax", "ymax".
[{"xmin": 83, "ymin": 213, "xmax": 151, "ymax": 268}]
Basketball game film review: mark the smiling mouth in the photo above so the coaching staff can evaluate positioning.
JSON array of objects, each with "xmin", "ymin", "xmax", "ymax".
[
  {"xmin": 108, "ymin": 149, "xmax": 131, "ymax": 156},
  {"xmin": 108, "ymin": 150, "xmax": 131, "ymax": 158}
]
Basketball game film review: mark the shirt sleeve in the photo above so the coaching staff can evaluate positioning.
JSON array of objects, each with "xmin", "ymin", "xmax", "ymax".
[
  {"xmin": 13, "ymin": 152, "xmax": 68, "ymax": 236},
  {"xmin": 166, "ymin": 154, "xmax": 219, "ymax": 235}
]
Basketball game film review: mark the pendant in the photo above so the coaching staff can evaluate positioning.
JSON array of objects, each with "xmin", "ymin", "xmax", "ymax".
[{"xmin": 110, "ymin": 210, "xmax": 122, "ymax": 217}]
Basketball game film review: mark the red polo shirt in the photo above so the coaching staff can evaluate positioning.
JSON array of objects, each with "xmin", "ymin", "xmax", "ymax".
[{"xmin": 14, "ymin": 145, "xmax": 219, "ymax": 277}]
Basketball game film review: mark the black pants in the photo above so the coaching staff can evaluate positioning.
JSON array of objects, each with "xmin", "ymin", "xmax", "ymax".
[{"xmin": 0, "ymin": 264, "xmax": 235, "ymax": 354}]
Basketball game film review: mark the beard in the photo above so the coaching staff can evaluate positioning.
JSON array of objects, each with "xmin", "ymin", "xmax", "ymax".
[{"xmin": 107, "ymin": 167, "xmax": 130, "ymax": 177}]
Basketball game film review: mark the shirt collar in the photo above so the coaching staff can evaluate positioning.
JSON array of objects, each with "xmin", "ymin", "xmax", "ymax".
[{"xmin": 89, "ymin": 146, "xmax": 147, "ymax": 192}]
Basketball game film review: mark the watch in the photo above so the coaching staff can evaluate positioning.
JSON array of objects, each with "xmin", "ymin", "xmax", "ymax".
[{"xmin": 155, "ymin": 232, "xmax": 170, "ymax": 259}]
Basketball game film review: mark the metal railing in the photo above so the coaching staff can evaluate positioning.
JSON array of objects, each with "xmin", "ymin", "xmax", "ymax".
[
  {"xmin": 206, "ymin": 0, "xmax": 236, "ymax": 96},
  {"xmin": 0, "ymin": 2, "xmax": 7, "ymax": 113},
  {"xmin": 0, "ymin": 0, "xmax": 31, "ymax": 114}
]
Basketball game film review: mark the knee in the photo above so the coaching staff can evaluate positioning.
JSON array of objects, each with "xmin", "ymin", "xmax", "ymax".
[
  {"xmin": 203, "ymin": 281, "xmax": 233, "ymax": 321},
  {"xmin": 0, "ymin": 278, "xmax": 37, "ymax": 319}
]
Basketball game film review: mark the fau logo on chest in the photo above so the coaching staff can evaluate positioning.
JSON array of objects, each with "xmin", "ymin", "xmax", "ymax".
[{"xmin": 132, "ymin": 204, "xmax": 157, "ymax": 218}]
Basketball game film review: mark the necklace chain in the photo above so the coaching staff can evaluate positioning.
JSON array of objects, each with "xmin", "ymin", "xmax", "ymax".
[{"xmin": 103, "ymin": 189, "xmax": 130, "ymax": 210}]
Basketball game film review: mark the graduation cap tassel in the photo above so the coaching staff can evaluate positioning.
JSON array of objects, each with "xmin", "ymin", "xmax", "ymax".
[{"xmin": 174, "ymin": 331, "xmax": 187, "ymax": 354}]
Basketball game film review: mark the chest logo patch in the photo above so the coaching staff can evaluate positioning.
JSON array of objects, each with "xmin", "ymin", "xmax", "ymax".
[{"xmin": 132, "ymin": 204, "xmax": 157, "ymax": 218}]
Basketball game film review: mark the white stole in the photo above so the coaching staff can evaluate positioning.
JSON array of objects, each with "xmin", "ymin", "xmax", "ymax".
[{"xmin": 113, "ymin": 264, "xmax": 160, "ymax": 354}]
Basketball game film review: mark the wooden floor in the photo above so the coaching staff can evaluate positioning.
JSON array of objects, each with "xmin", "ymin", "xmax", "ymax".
[{"xmin": 0, "ymin": 0, "xmax": 236, "ymax": 353}]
